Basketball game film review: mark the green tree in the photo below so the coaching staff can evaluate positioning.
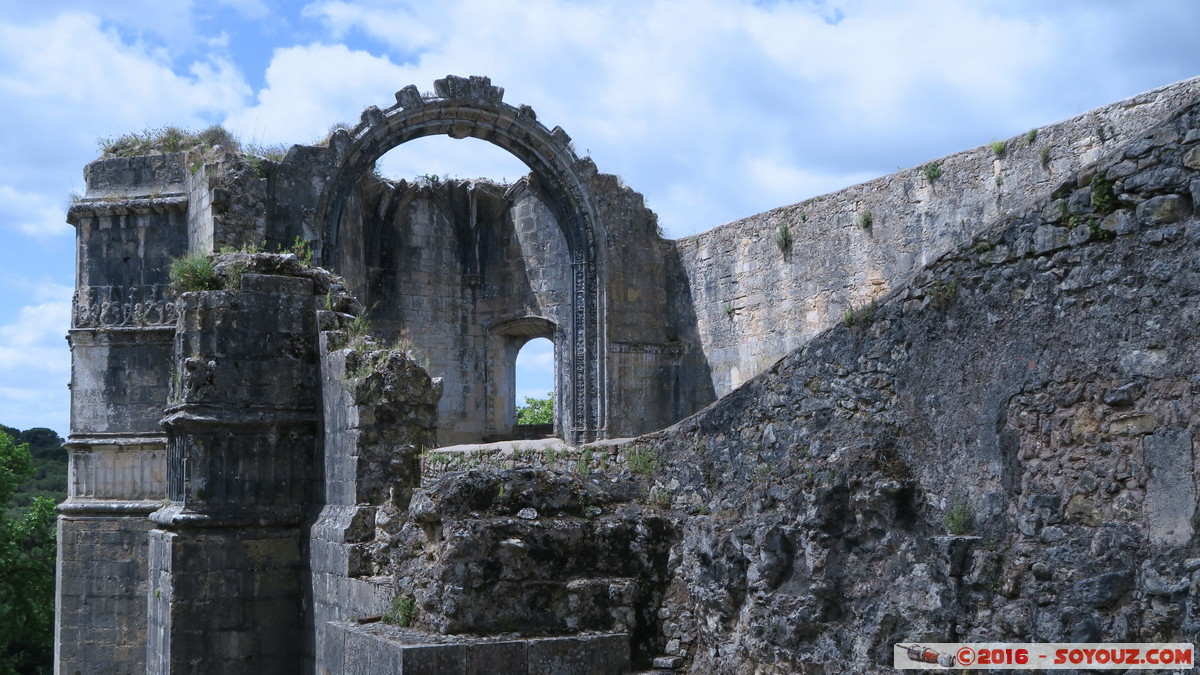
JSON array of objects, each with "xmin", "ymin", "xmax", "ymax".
[
  {"xmin": 515, "ymin": 392, "xmax": 554, "ymax": 425},
  {"xmin": 0, "ymin": 426, "xmax": 67, "ymax": 517},
  {"xmin": 0, "ymin": 430, "xmax": 56, "ymax": 673}
]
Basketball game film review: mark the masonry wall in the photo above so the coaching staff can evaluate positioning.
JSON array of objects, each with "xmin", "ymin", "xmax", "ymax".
[
  {"xmin": 309, "ymin": 327, "xmax": 437, "ymax": 674},
  {"xmin": 331, "ymin": 173, "xmax": 690, "ymax": 445},
  {"xmin": 633, "ymin": 95, "xmax": 1200, "ymax": 670},
  {"xmin": 333, "ymin": 178, "xmax": 573, "ymax": 445},
  {"xmin": 147, "ymin": 272, "xmax": 320, "ymax": 674},
  {"xmin": 676, "ymin": 76, "xmax": 1200, "ymax": 397},
  {"xmin": 60, "ymin": 154, "xmax": 184, "ymax": 674}
]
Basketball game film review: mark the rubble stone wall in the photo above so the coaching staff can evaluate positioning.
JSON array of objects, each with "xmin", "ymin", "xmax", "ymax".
[{"xmin": 632, "ymin": 94, "xmax": 1200, "ymax": 672}]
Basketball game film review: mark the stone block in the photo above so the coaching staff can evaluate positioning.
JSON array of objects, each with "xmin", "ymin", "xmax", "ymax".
[
  {"xmin": 1073, "ymin": 570, "xmax": 1134, "ymax": 608},
  {"xmin": 401, "ymin": 644, "xmax": 468, "ymax": 674},
  {"xmin": 467, "ymin": 640, "xmax": 527, "ymax": 675},
  {"xmin": 526, "ymin": 634, "xmax": 630, "ymax": 675},
  {"xmin": 318, "ymin": 622, "xmax": 347, "ymax": 674},
  {"xmin": 1136, "ymin": 193, "xmax": 1189, "ymax": 224},
  {"xmin": 1183, "ymin": 145, "xmax": 1200, "ymax": 169},
  {"xmin": 1032, "ymin": 225, "xmax": 1069, "ymax": 255},
  {"xmin": 1144, "ymin": 430, "xmax": 1196, "ymax": 547}
]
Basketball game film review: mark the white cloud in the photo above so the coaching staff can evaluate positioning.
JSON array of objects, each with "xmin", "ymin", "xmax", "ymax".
[
  {"xmin": 0, "ymin": 11, "xmax": 252, "ymax": 202},
  {"xmin": 0, "ymin": 280, "xmax": 71, "ymax": 371},
  {"xmin": 0, "ymin": 280, "xmax": 71, "ymax": 434},
  {"xmin": 302, "ymin": 1, "xmax": 439, "ymax": 53},
  {"xmin": 223, "ymin": 43, "xmax": 409, "ymax": 145},
  {"xmin": 743, "ymin": 157, "xmax": 878, "ymax": 216},
  {"xmin": 277, "ymin": 0, "xmax": 1200, "ymax": 235},
  {"xmin": 215, "ymin": 0, "xmax": 270, "ymax": 20},
  {"xmin": 0, "ymin": 13, "xmax": 247, "ymax": 123},
  {"xmin": 0, "ymin": 186, "xmax": 72, "ymax": 238},
  {"xmin": 375, "ymin": 137, "xmax": 530, "ymax": 183}
]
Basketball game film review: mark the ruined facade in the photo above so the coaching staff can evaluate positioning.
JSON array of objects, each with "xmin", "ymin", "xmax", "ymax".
[{"xmin": 59, "ymin": 75, "xmax": 1200, "ymax": 672}]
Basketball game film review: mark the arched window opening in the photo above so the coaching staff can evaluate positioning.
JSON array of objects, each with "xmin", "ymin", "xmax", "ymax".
[{"xmin": 514, "ymin": 337, "xmax": 554, "ymax": 439}]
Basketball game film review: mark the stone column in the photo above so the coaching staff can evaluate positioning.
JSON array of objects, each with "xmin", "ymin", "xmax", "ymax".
[
  {"xmin": 146, "ymin": 273, "xmax": 318, "ymax": 674},
  {"xmin": 58, "ymin": 155, "xmax": 187, "ymax": 674}
]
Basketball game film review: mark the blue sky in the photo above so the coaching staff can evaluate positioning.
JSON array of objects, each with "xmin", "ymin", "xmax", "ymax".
[{"xmin": 1, "ymin": 0, "xmax": 1199, "ymax": 437}]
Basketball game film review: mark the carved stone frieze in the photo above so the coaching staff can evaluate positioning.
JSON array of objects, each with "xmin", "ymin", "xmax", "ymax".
[{"xmin": 74, "ymin": 285, "xmax": 178, "ymax": 328}]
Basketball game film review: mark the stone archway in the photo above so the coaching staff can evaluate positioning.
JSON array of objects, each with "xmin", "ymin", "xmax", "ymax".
[
  {"xmin": 316, "ymin": 76, "xmax": 606, "ymax": 443},
  {"xmin": 486, "ymin": 316, "xmax": 559, "ymax": 441}
]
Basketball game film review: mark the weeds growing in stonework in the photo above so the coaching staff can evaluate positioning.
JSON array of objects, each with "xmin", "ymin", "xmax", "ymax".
[
  {"xmin": 774, "ymin": 221, "xmax": 793, "ymax": 256},
  {"xmin": 843, "ymin": 299, "xmax": 877, "ymax": 328},
  {"xmin": 1040, "ymin": 146, "xmax": 1052, "ymax": 167},
  {"xmin": 168, "ymin": 253, "xmax": 221, "ymax": 294},
  {"xmin": 625, "ymin": 444, "xmax": 661, "ymax": 478},
  {"xmin": 928, "ymin": 278, "xmax": 958, "ymax": 309},
  {"xmin": 923, "ymin": 161, "xmax": 943, "ymax": 184},
  {"xmin": 990, "ymin": 140, "xmax": 1006, "ymax": 157},
  {"xmin": 100, "ymin": 125, "xmax": 239, "ymax": 158},
  {"xmin": 1091, "ymin": 170, "xmax": 1118, "ymax": 216},
  {"xmin": 288, "ymin": 236, "xmax": 314, "ymax": 267},
  {"xmin": 649, "ymin": 487, "xmax": 671, "ymax": 509},
  {"xmin": 577, "ymin": 447, "xmax": 594, "ymax": 474},
  {"xmin": 1026, "ymin": 129, "xmax": 1038, "ymax": 145},
  {"xmin": 246, "ymin": 143, "xmax": 289, "ymax": 163},
  {"xmin": 944, "ymin": 495, "xmax": 974, "ymax": 535},
  {"xmin": 858, "ymin": 210, "xmax": 873, "ymax": 229},
  {"xmin": 382, "ymin": 595, "xmax": 417, "ymax": 627}
]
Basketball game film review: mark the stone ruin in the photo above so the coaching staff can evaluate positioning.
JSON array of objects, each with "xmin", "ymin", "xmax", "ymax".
[{"xmin": 59, "ymin": 74, "xmax": 1200, "ymax": 672}]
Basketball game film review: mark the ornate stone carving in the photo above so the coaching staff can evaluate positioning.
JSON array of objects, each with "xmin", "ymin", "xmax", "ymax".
[
  {"xmin": 609, "ymin": 341, "xmax": 688, "ymax": 355},
  {"xmin": 181, "ymin": 357, "xmax": 216, "ymax": 400},
  {"xmin": 74, "ymin": 286, "xmax": 178, "ymax": 328}
]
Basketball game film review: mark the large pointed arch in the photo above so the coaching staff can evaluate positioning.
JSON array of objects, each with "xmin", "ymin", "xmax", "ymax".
[{"xmin": 315, "ymin": 76, "xmax": 606, "ymax": 443}]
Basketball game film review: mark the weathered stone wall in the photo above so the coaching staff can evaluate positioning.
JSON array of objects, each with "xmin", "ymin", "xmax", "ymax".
[
  {"xmin": 321, "ymin": 167, "xmax": 689, "ymax": 444},
  {"xmin": 60, "ymin": 153, "xmax": 184, "ymax": 674},
  {"xmin": 630, "ymin": 95, "xmax": 1200, "ymax": 671},
  {"xmin": 677, "ymin": 76, "xmax": 1200, "ymax": 398},
  {"xmin": 309, "ymin": 317, "xmax": 438, "ymax": 673},
  {"xmin": 147, "ymin": 258, "xmax": 322, "ymax": 674},
  {"xmin": 337, "ymin": 177, "xmax": 574, "ymax": 445}
]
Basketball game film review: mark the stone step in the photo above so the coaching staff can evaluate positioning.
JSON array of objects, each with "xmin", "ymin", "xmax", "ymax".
[
  {"xmin": 651, "ymin": 654, "xmax": 685, "ymax": 669},
  {"xmin": 420, "ymin": 440, "xmax": 617, "ymax": 483},
  {"xmin": 324, "ymin": 622, "xmax": 630, "ymax": 674}
]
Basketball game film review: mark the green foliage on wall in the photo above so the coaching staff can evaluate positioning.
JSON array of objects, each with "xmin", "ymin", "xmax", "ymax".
[
  {"xmin": 168, "ymin": 253, "xmax": 221, "ymax": 294},
  {"xmin": 923, "ymin": 161, "xmax": 943, "ymax": 183}
]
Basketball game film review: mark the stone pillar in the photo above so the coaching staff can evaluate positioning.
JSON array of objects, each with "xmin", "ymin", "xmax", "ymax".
[
  {"xmin": 146, "ymin": 273, "xmax": 318, "ymax": 674},
  {"xmin": 309, "ymin": 318, "xmax": 438, "ymax": 674},
  {"xmin": 58, "ymin": 155, "xmax": 187, "ymax": 674}
]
